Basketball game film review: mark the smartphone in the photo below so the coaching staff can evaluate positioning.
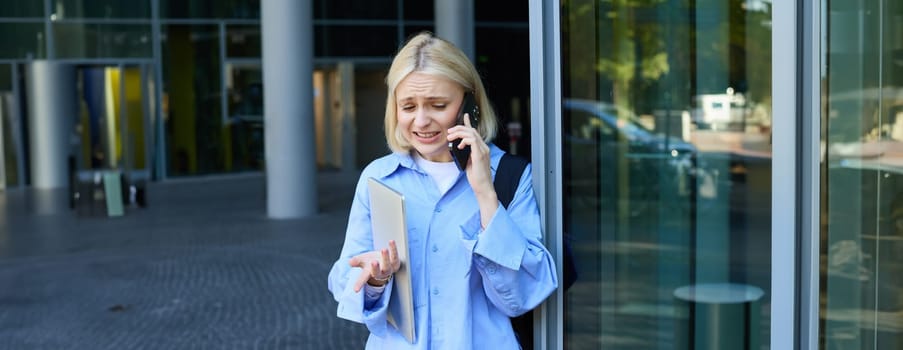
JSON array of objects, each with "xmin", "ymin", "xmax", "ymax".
[{"xmin": 449, "ymin": 92, "xmax": 480, "ymax": 171}]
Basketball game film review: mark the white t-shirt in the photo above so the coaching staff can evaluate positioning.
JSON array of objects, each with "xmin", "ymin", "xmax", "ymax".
[{"xmin": 414, "ymin": 154, "xmax": 460, "ymax": 195}]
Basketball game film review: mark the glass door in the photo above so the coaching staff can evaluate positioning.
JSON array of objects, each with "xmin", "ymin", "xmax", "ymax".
[
  {"xmin": 0, "ymin": 64, "xmax": 17, "ymax": 189},
  {"xmin": 1, "ymin": 63, "xmax": 28, "ymax": 190},
  {"xmin": 224, "ymin": 61, "xmax": 263, "ymax": 172},
  {"xmin": 820, "ymin": 1, "xmax": 903, "ymax": 348},
  {"xmin": 74, "ymin": 64, "xmax": 153, "ymax": 183},
  {"xmin": 559, "ymin": 0, "xmax": 773, "ymax": 348}
]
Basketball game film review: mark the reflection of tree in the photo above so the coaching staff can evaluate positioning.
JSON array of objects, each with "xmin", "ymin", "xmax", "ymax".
[
  {"xmin": 562, "ymin": 0, "xmax": 772, "ymax": 120},
  {"xmin": 563, "ymin": 0, "xmax": 669, "ymax": 116},
  {"xmin": 602, "ymin": 0, "xmax": 669, "ymax": 116}
]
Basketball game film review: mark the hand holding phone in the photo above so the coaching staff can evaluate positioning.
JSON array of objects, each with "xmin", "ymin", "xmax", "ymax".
[{"xmin": 449, "ymin": 92, "xmax": 480, "ymax": 171}]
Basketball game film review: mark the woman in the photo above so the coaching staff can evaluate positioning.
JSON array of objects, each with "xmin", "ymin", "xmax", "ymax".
[{"xmin": 327, "ymin": 32, "xmax": 557, "ymax": 349}]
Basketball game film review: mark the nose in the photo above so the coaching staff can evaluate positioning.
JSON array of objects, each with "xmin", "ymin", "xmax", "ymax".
[{"xmin": 413, "ymin": 108, "xmax": 432, "ymax": 127}]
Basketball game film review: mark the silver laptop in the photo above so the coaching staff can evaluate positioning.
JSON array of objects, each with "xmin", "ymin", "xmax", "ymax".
[{"xmin": 367, "ymin": 177, "xmax": 415, "ymax": 343}]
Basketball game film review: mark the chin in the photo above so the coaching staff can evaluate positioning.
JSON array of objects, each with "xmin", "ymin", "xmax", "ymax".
[{"xmin": 414, "ymin": 145, "xmax": 450, "ymax": 161}]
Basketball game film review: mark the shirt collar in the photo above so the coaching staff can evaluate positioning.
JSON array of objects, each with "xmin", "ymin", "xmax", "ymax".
[{"xmin": 372, "ymin": 143, "xmax": 505, "ymax": 179}]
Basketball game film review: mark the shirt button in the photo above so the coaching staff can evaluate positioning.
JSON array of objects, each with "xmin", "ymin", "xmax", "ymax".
[
  {"xmin": 488, "ymin": 265, "xmax": 497, "ymax": 274},
  {"xmin": 435, "ymin": 207, "xmax": 442, "ymax": 213},
  {"xmin": 432, "ymin": 288, "xmax": 439, "ymax": 295},
  {"xmin": 432, "ymin": 245, "xmax": 438, "ymax": 252}
]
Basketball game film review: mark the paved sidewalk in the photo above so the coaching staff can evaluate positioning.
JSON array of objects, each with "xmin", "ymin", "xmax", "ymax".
[{"xmin": 0, "ymin": 170, "xmax": 369, "ymax": 349}]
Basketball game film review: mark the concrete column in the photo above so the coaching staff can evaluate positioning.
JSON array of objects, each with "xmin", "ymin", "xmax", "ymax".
[
  {"xmin": 261, "ymin": 0, "xmax": 317, "ymax": 218},
  {"xmin": 27, "ymin": 61, "xmax": 76, "ymax": 189},
  {"xmin": 435, "ymin": 0, "xmax": 475, "ymax": 61}
]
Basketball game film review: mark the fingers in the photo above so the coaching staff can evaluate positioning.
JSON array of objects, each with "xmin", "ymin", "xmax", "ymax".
[
  {"xmin": 348, "ymin": 247, "xmax": 400, "ymax": 293},
  {"xmin": 379, "ymin": 248, "xmax": 390, "ymax": 276},
  {"xmin": 388, "ymin": 240, "xmax": 399, "ymax": 270},
  {"xmin": 348, "ymin": 255, "xmax": 361, "ymax": 268},
  {"xmin": 352, "ymin": 262, "xmax": 373, "ymax": 292},
  {"xmin": 448, "ymin": 121, "xmax": 482, "ymax": 150}
]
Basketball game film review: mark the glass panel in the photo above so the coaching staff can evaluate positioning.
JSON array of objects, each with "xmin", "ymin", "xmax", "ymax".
[
  {"xmin": 0, "ymin": 64, "xmax": 9, "ymax": 91},
  {"xmin": 560, "ymin": 0, "xmax": 773, "ymax": 348},
  {"xmin": 226, "ymin": 25, "xmax": 260, "ymax": 58},
  {"xmin": 53, "ymin": 24, "xmax": 152, "ymax": 58},
  {"xmin": 225, "ymin": 63, "xmax": 263, "ymax": 171},
  {"xmin": 73, "ymin": 66, "xmax": 149, "ymax": 175},
  {"xmin": 0, "ymin": 1, "xmax": 42, "ymax": 17},
  {"xmin": 161, "ymin": 25, "xmax": 223, "ymax": 176},
  {"xmin": 52, "ymin": 0, "xmax": 150, "ymax": 19},
  {"xmin": 821, "ymin": 0, "xmax": 903, "ymax": 348},
  {"xmin": 476, "ymin": 0, "xmax": 527, "ymax": 22},
  {"xmin": 1, "ymin": 64, "xmax": 17, "ymax": 187},
  {"xmin": 315, "ymin": 25, "xmax": 397, "ymax": 57},
  {"xmin": 475, "ymin": 26, "xmax": 531, "ymax": 157},
  {"xmin": 0, "ymin": 23, "xmax": 45, "ymax": 59},
  {"xmin": 161, "ymin": 0, "xmax": 259, "ymax": 19},
  {"xmin": 404, "ymin": 25, "xmax": 432, "ymax": 40},
  {"xmin": 402, "ymin": 0, "xmax": 432, "ymax": 20},
  {"xmin": 314, "ymin": 0, "xmax": 396, "ymax": 20}
]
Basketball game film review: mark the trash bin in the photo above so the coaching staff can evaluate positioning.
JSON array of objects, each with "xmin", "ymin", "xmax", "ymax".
[{"xmin": 673, "ymin": 283, "xmax": 764, "ymax": 350}]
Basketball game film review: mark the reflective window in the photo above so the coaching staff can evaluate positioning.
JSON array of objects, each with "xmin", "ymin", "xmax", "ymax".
[
  {"xmin": 52, "ymin": 0, "xmax": 150, "ymax": 19},
  {"xmin": 0, "ymin": 23, "xmax": 45, "ymax": 59},
  {"xmin": 476, "ymin": 0, "xmax": 527, "ymax": 22},
  {"xmin": 0, "ymin": 64, "xmax": 19, "ymax": 188},
  {"xmin": 73, "ymin": 66, "xmax": 152, "ymax": 175},
  {"xmin": 560, "ymin": 0, "xmax": 773, "ymax": 348},
  {"xmin": 53, "ymin": 24, "xmax": 152, "ymax": 58},
  {"xmin": 0, "ymin": 1, "xmax": 43, "ymax": 17},
  {"xmin": 0, "ymin": 65, "xmax": 8, "ymax": 91},
  {"xmin": 161, "ymin": 25, "xmax": 223, "ymax": 176},
  {"xmin": 225, "ymin": 63, "xmax": 263, "ymax": 171},
  {"xmin": 314, "ymin": 0, "xmax": 396, "ymax": 20},
  {"xmin": 821, "ymin": 1, "xmax": 903, "ymax": 348},
  {"xmin": 314, "ymin": 25, "xmax": 397, "ymax": 57},
  {"xmin": 403, "ymin": 0, "xmax": 432, "ymax": 21},
  {"xmin": 226, "ymin": 25, "xmax": 260, "ymax": 58},
  {"xmin": 475, "ymin": 26, "xmax": 531, "ymax": 157},
  {"xmin": 404, "ymin": 25, "xmax": 433, "ymax": 40},
  {"xmin": 161, "ymin": 0, "xmax": 259, "ymax": 19}
]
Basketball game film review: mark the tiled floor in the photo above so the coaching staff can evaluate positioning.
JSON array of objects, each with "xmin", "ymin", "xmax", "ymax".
[{"xmin": 0, "ymin": 171, "xmax": 369, "ymax": 349}]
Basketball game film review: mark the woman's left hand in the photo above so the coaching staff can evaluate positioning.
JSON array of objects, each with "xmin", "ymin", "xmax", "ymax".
[
  {"xmin": 447, "ymin": 114, "xmax": 492, "ymax": 194},
  {"xmin": 447, "ymin": 114, "xmax": 498, "ymax": 227}
]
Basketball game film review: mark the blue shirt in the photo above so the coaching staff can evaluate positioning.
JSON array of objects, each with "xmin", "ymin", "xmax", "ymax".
[{"xmin": 327, "ymin": 144, "xmax": 558, "ymax": 349}]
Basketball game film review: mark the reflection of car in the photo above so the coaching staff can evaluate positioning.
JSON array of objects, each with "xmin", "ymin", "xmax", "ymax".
[{"xmin": 562, "ymin": 99, "xmax": 698, "ymax": 215}]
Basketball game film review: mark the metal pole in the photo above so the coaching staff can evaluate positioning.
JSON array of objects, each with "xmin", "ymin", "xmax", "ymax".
[
  {"xmin": 141, "ymin": 64, "xmax": 153, "ymax": 180},
  {"xmin": 220, "ymin": 21, "xmax": 228, "ymax": 126},
  {"xmin": 119, "ymin": 64, "xmax": 132, "ymax": 175},
  {"xmin": 151, "ymin": 0, "xmax": 167, "ymax": 180},
  {"xmin": 44, "ymin": 0, "xmax": 55, "ymax": 59}
]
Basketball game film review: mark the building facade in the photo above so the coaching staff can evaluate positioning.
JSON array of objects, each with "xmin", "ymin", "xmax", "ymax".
[{"xmin": 1, "ymin": 0, "xmax": 901, "ymax": 349}]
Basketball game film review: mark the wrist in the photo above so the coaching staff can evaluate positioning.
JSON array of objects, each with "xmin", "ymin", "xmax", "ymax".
[{"xmin": 367, "ymin": 274, "xmax": 392, "ymax": 287}]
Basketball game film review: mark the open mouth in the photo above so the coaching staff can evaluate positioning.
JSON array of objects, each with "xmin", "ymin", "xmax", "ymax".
[{"xmin": 413, "ymin": 131, "xmax": 441, "ymax": 140}]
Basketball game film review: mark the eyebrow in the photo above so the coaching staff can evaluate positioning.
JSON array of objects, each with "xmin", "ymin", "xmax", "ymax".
[{"xmin": 397, "ymin": 96, "xmax": 450, "ymax": 103}]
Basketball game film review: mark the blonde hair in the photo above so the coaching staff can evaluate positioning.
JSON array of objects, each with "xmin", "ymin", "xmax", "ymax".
[{"xmin": 383, "ymin": 31, "xmax": 498, "ymax": 154}]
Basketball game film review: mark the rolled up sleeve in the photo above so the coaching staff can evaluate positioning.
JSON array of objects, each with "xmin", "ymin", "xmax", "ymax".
[{"xmin": 459, "ymin": 164, "xmax": 558, "ymax": 317}]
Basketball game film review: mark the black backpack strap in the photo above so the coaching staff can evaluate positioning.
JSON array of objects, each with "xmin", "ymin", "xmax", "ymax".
[
  {"xmin": 494, "ymin": 153, "xmax": 529, "ymax": 209},
  {"xmin": 494, "ymin": 153, "xmax": 534, "ymax": 349}
]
